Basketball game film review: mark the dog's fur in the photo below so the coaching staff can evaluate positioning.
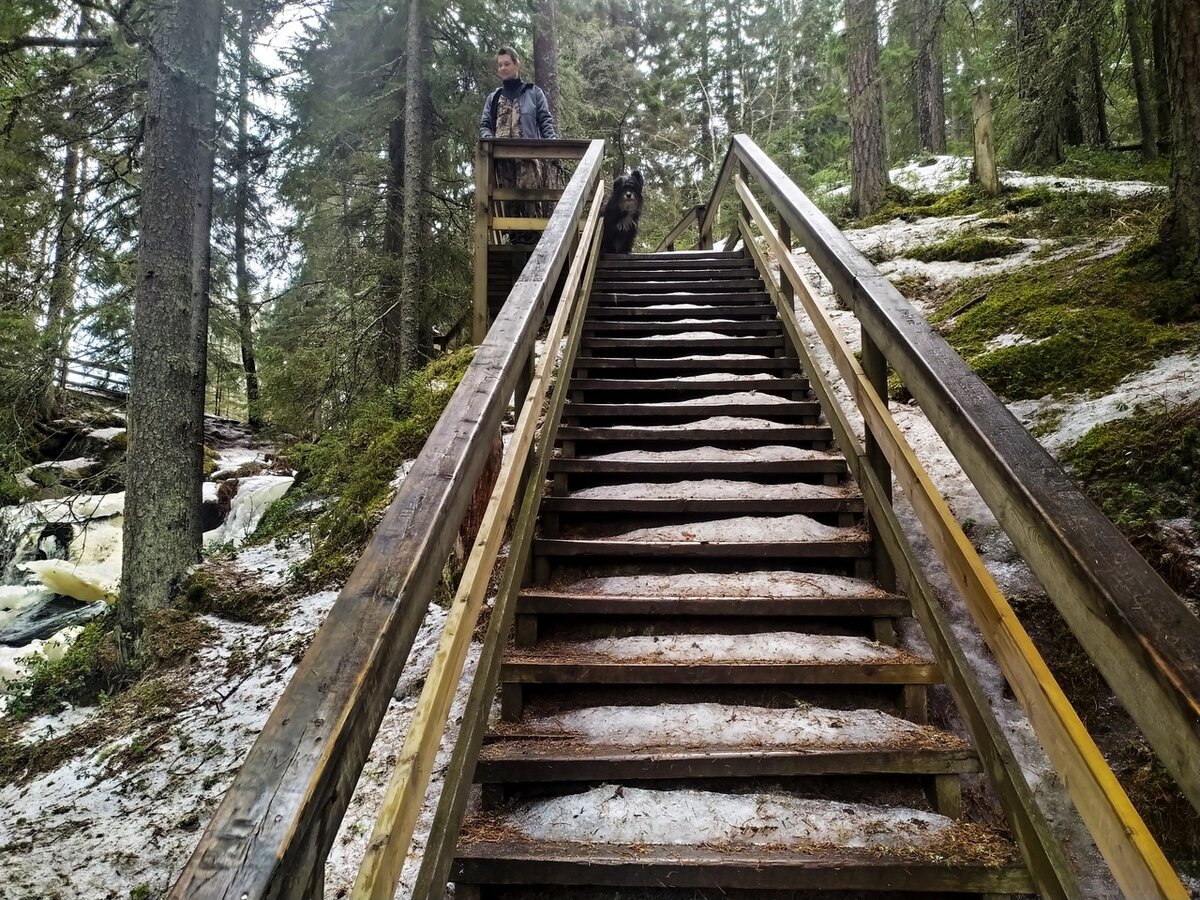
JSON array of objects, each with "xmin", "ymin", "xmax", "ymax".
[{"xmin": 600, "ymin": 169, "xmax": 644, "ymax": 255}]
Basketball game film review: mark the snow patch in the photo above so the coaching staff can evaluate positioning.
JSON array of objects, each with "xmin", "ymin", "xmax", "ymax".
[
  {"xmin": 570, "ymin": 479, "xmax": 848, "ymax": 501},
  {"xmin": 203, "ymin": 474, "xmax": 294, "ymax": 547},
  {"xmin": 561, "ymin": 570, "xmax": 883, "ymax": 599},
  {"xmin": 605, "ymin": 416, "xmax": 793, "ymax": 432},
  {"xmin": 519, "ymin": 702, "xmax": 935, "ymax": 749},
  {"xmin": 604, "ymin": 513, "xmax": 852, "ymax": 543},
  {"xmin": 507, "ymin": 785, "xmax": 951, "ymax": 849},
  {"xmin": 636, "ymin": 330, "xmax": 736, "ymax": 341},
  {"xmin": 589, "ymin": 445, "xmax": 832, "ymax": 463},
  {"xmin": 571, "ymin": 631, "xmax": 907, "ymax": 665}
]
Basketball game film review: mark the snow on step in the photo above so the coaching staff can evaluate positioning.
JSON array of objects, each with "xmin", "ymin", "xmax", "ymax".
[
  {"xmin": 507, "ymin": 785, "xmax": 952, "ymax": 850},
  {"xmin": 604, "ymin": 514, "xmax": 852, "ymax": 544},
  {"xmin": 671, "ymin": 391, "xmax": 800, "ymax": 407},
  {"xmin": 569, "ymin": 479, "xmax": 849, "ymax": 502},
  {"xmin": 604, "ymin": 415, "xmax": 794, "ymax": 431},
  {"xmin": 572, "ymin": 632, "xmax": 908, "ymax": 665},
  {"xmin": 634, "ymin": 330, "xmax": 737, "ymax": 341},
  {"xmin": 589, "ymin": 446, "xmax": 833, "ymax": 463},
  {"xmin": 675, "ymin": 353, "xmax": 771, "ymax": 361},
  {"xmin": 559, "ymin": 571, "xmax": 885, "ymax": 599},
  {"xmin": 642, "ymin": 372, "xmax": 784, "ymax": 383},
  {"xmin": 513, "ymin": 702, "xmax": 938, "ymax": 750},
  {"xmin": 666, "ymin": 317, "xmax": 740, "ymax": 324}
]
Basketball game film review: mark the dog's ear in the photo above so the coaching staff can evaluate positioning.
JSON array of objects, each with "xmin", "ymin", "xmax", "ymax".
[{"xmin": 631, "ymin": 169, "xmax": 644, "ymax": 190}]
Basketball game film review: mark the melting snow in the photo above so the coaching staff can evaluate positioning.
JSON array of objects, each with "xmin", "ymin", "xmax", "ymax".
[
  {"xmin": 571, "ymin": 632, "xmax": 907, "ymax": 664},
  {"xmin": 636, "ymin": 330, "xmax": 736, "ymax": 341},
  {"xmin": 507, "ymin": 785, "xmax": 952, "ymax": 849},
  {"xmin": 589, "ymin": 445, "xmax": 830, "ymax": 463},
  {"xmin": 605, "ymin": 415, "xmax": 793, "ymax": 431},
  {"xmin": 203, "ymin": 475, "xmax": 294, "ymax": 547},
  {"xmin": 604, "ymin": 513, "xmax": 851, "ymax": 543},
  {"xmin": 515, "ymin": 702, "xmax": 935, "ymax": 749},
  {"xmin": 561, "ymin": 570, "xmax": 883, "ymax": 598},
  {"xmin": 644, "ymin": 372, "xmax": 783, "ymax": 383},
  {"xmin": 570, "ymin": 479, "xmax": 847, "ymax": 501}
]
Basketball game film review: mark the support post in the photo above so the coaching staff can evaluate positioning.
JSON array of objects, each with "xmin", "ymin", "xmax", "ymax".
[
  {"xmin": 972, "ymin": 86, "xmax": 1000, "ymax": 197},
  {"xmin": 472, "ymin": 141, "xmax": 492, "ymax": 343},
  {"xmin": 861, "ymin": 328, "xmax": 896, "ymax": 591},
  {"xmin": 778, "ymin": 214, "xmax": 793, "ymax": 307}
]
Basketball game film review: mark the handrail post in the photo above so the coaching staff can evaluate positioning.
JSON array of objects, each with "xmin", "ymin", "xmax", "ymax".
[
  {"xmin": 861, "ymin": 326, "xmax": 896, "ymax": 592},
  {"xmin": 699, "ymin": 205, "xmax": 713, "ymax": 250},
  {"xmin": 472, "ymin": 140, "xmax": 492, "ymax": 344},
  {"xmin": 778, "ymin": 214, "xmax": 793, "ymax": 306}
]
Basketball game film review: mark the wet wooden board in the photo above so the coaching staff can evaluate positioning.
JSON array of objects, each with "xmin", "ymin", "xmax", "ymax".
[{"xmin": 516, "ymin": 589, "xmax": 904, "ymax": 618}]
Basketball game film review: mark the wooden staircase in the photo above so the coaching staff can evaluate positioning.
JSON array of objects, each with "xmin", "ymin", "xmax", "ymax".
[{"xmin": 451, "ymin": 249, "xmax": 1033, "ymax": 898}]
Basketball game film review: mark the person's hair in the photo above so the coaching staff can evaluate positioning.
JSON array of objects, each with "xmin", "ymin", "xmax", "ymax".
[{"xmin": 495, "ymin": 46, "xmax": 520, "ymax": 65}]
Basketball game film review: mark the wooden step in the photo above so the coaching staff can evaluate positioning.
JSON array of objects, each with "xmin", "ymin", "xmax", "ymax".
[
  {"xmin": 597, "ymin": 256, "xmax": 751, "ymax": 270},
  {"xmin": 572, "ymin": 356, "xmax": 796, "ymax": 371},
  {"xmin": 582, "ymin": 335, "xmax": 786, "ymax": 351},
  {"xmin": 518, "ymin": 585, "xmax": 900, "ymax": 617},
  {"xmin": 532, "ymin": 536, "xmax": 869, "ymax": 560},
  {"xmin": 600, "ymin": 250, "xmax": 744, "ymax": 262},
  {"xmin": 548, "ymin": 454, "xmax": 843, "ymax": 476},
  {"xmin": 453, "ymin": 840, "xmax": 1032, "ymax": 894},
  {"xmin": 502, "ymin": 636, "xmax": 940, "ymax": 686},
  {"xmin": 555, "ymin": 424, "xmax": 831, "ymax": 444},
  {"xmin": 563, "ymin": 400, "xmax": 821, "ymax": 420},
  {"xmin": 582, "ymin": 319, "xmax": 781, "ymax": 335},
  {"xmin": 541, "ymin": 494, "xmax": 857, "ymax": 517},
  {"xmin": 568, "ymin": 377, "xmax": 808, "ymax": 394},
  {"xmin": 586, "ymin": 304, "xmax": 777, "ymax": 319},
  {"xmin": 591, "ymin": 279, "xmax": 764, "ymax": 293},
  {"xmin": 594, "ymin": 267, "xmax": 760, "ymax": 281},
  {"xmin": 590, "ymin": 291, "xmax": 773, "ymax": 306}
]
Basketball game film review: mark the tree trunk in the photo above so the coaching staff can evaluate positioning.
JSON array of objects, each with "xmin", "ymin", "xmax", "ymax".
[
  {"xmin": 1011, "ymin": 0, "xmax": 1065, "ymax": 166},
  {"xmin": 398, "ymin": 0, "xmax": 431, "ymax": 374},
  {"xmin": 1160, "ymin": 0, "xmax": 1200, "ymax": 283},
  {"xmin": 39, "ymin": 142, "xmax": 80, "ymax": 419},
  {"xmin": 532, "ymin": 0, "xmax": 560, "ymax": 122},
  {"xmin": 1085, "ymin": 36, "xmax": 1110, "ymax": 145},
  {"xmin": 1126, "ymin": 0, "xmax": 1159, "ymax": 159},
  {"xmin": 846, "ymin": 0, "xmax": 889, "ymax": 217},
  {"xmin": 380, "ymin": 113, "xmax": 406, "ymax": 383},
  {"xmin": 1151, "ymin": 0, "xmax": 1171, "ymax": 144},
  {"xmin": 913, "ymin": 0, "xmax": 947, "ymax": 153},
  {"xmin": 233, "ymin": 2, "xmax": 261, "ymax": 429},
  {"xmin": 119, "ymin": 0, "xmax": 221, "ymax": 647}
]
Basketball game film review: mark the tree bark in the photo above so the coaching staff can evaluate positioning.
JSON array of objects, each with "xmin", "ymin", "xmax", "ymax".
[
  {"xmin": 234, "ymin": 1, "xmax": 262, "ymax": 429},
  {"xmin": 532, "ymin": 0, "xmax": 560, "ymax": 122},
  {"xmin": 1160, "ymin": 0, "xmax": 1200, "ymax": 282},
  {"xmin": 380, "ymin": 113, "xmax": 406, "ymax": 382},
  {"xmin": 398, "ymin": 0, "xmax": 431, "ymax": 374},
  {"xmin": 1085, "ymin": 36, "xmax": 1110, "ymax": 145},
  {"xmin": 119, "ymin": 0, "xmax": 221, "ymax": 643},
  {"xmin": 846, "ymin": 0, "xmax": 889, "ymax": 217},
  {"xmin": 1126, "ymin": 0, "xmax": 1159, "ymax": 159},
  {"xmin": 1151, "ymin": 0, "xmax": 1171, "ymax": 144},
  {"xmin": 1011, "ymin": 0, "xmax": 1065, "ymax": 166},
  {"xmin": 913, "ymin": 0, "xmax": 947, "ymax": 153}
]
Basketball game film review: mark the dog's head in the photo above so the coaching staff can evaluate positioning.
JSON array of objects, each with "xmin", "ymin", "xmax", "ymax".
[{"xmin": 611, "ymin": 169, "xmax": 644, "ymax": 217}]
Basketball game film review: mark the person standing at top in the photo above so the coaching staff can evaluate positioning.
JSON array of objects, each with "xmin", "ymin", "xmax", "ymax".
[{"xmin": 479, "ymin": 46, "xmax": 558, "ymax": 141}]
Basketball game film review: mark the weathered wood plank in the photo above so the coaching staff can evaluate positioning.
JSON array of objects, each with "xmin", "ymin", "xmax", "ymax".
[
  {"xmin": 453, "ymin": 842, "xmax": 1033, "ymax": 893},
  {"xmin": 532, "ymin": 537, "xmax": 870, "ymax": 559},
  {"xmin": 502, "ymin": 660, "xmax": 941, "ymax": 686},
  {"xmin": 516, "ymin": 589, "xmax": 900, "ymax": 618},
  {"xmin": 169, "ymin": 140, "xmax": 607, "ymax": 900},
  {"xmin": 486, "ymin": 137, "xmax": 593, "ymax": 159}
]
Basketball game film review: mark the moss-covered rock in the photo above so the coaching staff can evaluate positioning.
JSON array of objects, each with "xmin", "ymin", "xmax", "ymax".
[
  {"xmin": 908, "ymin": 233, "xmax": 1024, "ymax": 263},
  {"xmin": 933, "ymin": 239, "xmax": 1199, "ymax": 399}
]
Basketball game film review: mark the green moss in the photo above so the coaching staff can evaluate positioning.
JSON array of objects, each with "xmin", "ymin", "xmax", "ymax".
[
  {"xmin": 253, "ymin": 347, "xmax": 476, "ymax": 584},
  {"xmin": 908, "ymin": 233, "xmax": 1023, "ymax": 263},
  {"xmin": 183, "ymin": 566, "xmax": 285, "ymax": 625},
  {"xmin": 934, "ymin": 239, "xmax": 1199, "ymax": 399},
  {"xmin": 202, "ymin": 444, "xmax": 219, "ymax": 477},
  {"xmin": 3, "ymin": 615, "xmax": 124, "ymax": 721},
  {"xmin": 1060, "ymin": 401, "xmax": 1200, "ymax": 597},
  {"xmin": 1045, "ymin": 146, "xmax": 1172, "ymax": 186}
]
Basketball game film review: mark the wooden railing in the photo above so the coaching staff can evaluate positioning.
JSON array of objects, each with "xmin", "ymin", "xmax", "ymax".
[
  {"xmin": 705, "ymin": 135, "xmax": 1196, "ymax": 899},
  {"xmin": 170, "ymin": 138, "xmax": 607, "ymax": 900},
  {"xmin": 652, "ymin": 203, "xmax": 703, "ymax": 252},
  {"xmin": 57, "ymin": 353, "xmax": 129, "ymax": 402},
  {"xmin": 472, "ymin": 137, "xmax": 594, "ymax": 343}
]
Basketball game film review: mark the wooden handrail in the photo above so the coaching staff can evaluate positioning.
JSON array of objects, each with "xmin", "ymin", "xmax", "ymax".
[
  {"xmin": 653, "ymin": 203, "xmax": 703, "ymax": 252},
  {"xmin": 737, "ymin": 175, "xmax": 1187, "ymax": 899},
  {"xmin": 170, "ymin": 138, "xmax": 606, "ymax": 900},
  {"xmin": 725, "ymin": 134, "xmax": 1200, "ymax": 820},
  {"xmin": 351, "ymin": 183, "xmax": 606, "ymax": 900}
]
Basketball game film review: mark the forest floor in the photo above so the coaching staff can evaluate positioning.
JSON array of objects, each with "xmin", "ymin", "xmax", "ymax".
[{"xmin": 1, "ymin": 155, "xmax": 1198, "ymax": 898}]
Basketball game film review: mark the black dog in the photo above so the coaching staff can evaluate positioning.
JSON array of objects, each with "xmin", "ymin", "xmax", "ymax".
[{"xmin": 600, "ymin": 169, "xmax": 644, "ymax": 255}]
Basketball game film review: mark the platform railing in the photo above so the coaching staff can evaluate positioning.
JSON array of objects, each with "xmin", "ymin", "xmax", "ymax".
[
  {"xmin": 170, "ymin": 138, "xmax": 606, "ymax": 900},
  {"xmin": 699, "ymin": 134, "xmax": 1196, "ymax": 900}
]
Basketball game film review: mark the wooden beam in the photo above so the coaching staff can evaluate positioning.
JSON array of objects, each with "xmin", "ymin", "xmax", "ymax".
[
  {"xmin": 740, "ymin": 184, "xmax": 1188, "ymax": 900},
  {"xmin": 488, "ymin": 137, "xmax": 592, "ymax": 160},
  {"xmin": 169, "ymin": 139, "xmax": 606, "ymax": 900},
  {"xmin": 410, "ymin": 193, "xmax": 605, "ymax": 900},
  {"xmin": 653, "ymin": 204, "xmax": 701, "ymax": 253},
  {"xmin": 351, "ymin": 185, "xmax": 605, "ymax": 900},
  {"xmin": 472, "ymin": 141, "xmax": 491, "ymax": 343},
  {"xmin": 733, "ymin": 133, "xmax": 1200, "ymax": 816},
  {"xmin": 491, "ymin": 188, "xmax": 564, "ymax": 201},
  {"xmin": 490, "ymin": 216, "xmax": 550, "ymax": 231}
]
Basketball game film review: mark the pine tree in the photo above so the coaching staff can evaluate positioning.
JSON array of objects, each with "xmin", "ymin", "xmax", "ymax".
[{"xmin": 846, "ymin": 0, "xmax": 889, "ymax": 217}]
